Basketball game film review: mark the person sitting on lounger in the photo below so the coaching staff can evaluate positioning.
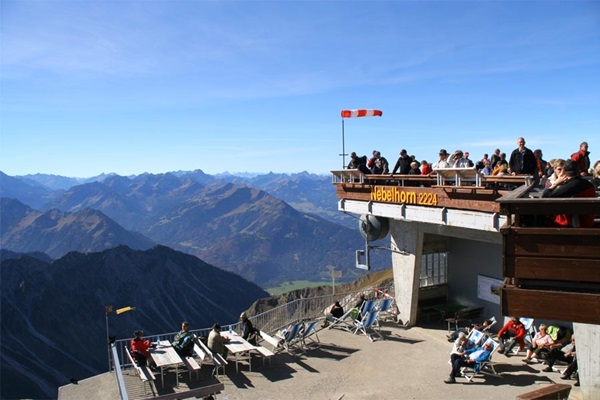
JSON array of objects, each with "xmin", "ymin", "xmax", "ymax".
[
  {"xmin": 522, "ymin": 324, "xmax": 554, "ymax": 363},
  {"xmin": 497, "ymin": 316, "xmax": 526, "ymax": 356},
  {"xmin": 446, "ymin": 318, "xmax": 494, "ymax": 342},
  {"xmin": 207, "ymin": 323, "xmax": 229, "ymax": 358},
  {"xmin": 323, "ymin": 301, "xmax": 344, "ymax": 327},
  {"xmin": 172, "ymin": 321, "xmax": 193, "ymax": 357},
  {"xmin": 445, "ymin": 341, "xmax": 494, "ymax": 384}
]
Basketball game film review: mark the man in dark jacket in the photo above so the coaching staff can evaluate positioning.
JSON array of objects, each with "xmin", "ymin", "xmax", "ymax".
[
  {"xmin": 392, "ymin": 149, "xmax": 412, "ymax": 175},
  {"xmin": 509, "ymin": 137, "xmax": 536, "ymax": 175}
]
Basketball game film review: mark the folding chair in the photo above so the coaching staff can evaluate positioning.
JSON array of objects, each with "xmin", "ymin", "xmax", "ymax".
[
  {"xmin": 467, "ymin": 329, "xmax": 486, "ymax": 348},
  {"xmin": 327, "ymin": 308, "xmax": 355, "ymax": 332},
  {"xmin": 353, "ymin": 309, "xmax": 383, "ymax": 341},
  {"xmin": 299, "ymin": 321, "xmax": 320, "ymax": 350},
  {"xmin": 461, "ymin": 339, "xmax": 502, "ymax": 382},
  {"xmin": 376, "ymin": 296, "xmax": 400, "ymax": 323},
  {"xmin": 275, "ymin": 323, "xmax": 305, "ymax": 356},
  {"xmin": 520, "ymin": 317, "xmax": 536, "ymax": 346},
  {"xmin": 483, "ymin": 316, "xmax": 497, "ymax": 332},
  {"xmin": 360, "ymin": 300, "xmax": 377, "ymax": 319}
]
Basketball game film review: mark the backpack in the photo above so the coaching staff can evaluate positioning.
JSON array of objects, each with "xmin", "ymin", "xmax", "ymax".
[{"xmin": 247, "ymin": 328, "xmax": 259, "ymax": 345}]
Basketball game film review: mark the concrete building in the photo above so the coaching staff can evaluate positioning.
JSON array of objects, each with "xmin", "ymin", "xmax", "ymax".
[{"xmin": 332, "ymin": 168, "xmax": 600, "ymax": 399}]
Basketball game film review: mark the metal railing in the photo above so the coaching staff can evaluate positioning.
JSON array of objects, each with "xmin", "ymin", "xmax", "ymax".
[{"xmin": 114, "ymin": 282, "xmax": 395, "ymax": 371}]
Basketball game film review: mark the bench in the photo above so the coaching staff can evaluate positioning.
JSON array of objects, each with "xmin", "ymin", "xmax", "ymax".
[
  {"xmin": 258, "ymin": 331, "xmax": 281, "ymax": 351},
  {"xmin": 125, "ymin": 348, "xmax": 156, "ymax": 396},
  {"xmin": 193, "ymin": 334, "xmax": 228, "ymax": 376},
  {"xmin": 253, "ymin": 344, "xmax": 275, "ymax": 366},
  {"xmin": 180, "ymin": 354, "xmax": 202, "ymax": 380},
  {"xmin": 188, "ymin": 382, "xmax": 226, "ymax": 399},
  {"xmin": 445, "ymin": 307, "xmax": 485, "ymax": 332},
  {"xmin": 515, "ymin": 383, "xmax": 571, "ymax": 400}
]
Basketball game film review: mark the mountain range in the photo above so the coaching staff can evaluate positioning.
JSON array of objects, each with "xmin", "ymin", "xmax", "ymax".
[
  {"xmin": 1, "ymin": 171, "xmax": 381, "ymax": 287},
  {"xmin": 0, "ymin": 245, "xmax": 269, "ymax": 399}
]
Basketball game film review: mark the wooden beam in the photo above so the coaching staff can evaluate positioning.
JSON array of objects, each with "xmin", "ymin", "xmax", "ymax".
[
  {"xmin": 507, "ymin": 256, "xmax": 600, "ymax": 282},
  {"xmin": 501, "ymin": 286, "xmax": 600, "ymax": 325}
]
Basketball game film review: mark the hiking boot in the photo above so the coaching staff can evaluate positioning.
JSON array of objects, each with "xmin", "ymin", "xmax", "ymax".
[
  {"xmin": 542, "ymin": 367, "xmax": 553, "ymax": 372},
  {"xmin": 444, "ymin": 377, "xmax": 456, "ymax": 384},
  {"xmin": 574, "ymin": 381, "xmax": 580, "ymax": 387},
  {"xmin": 560, "ymin": 375, "xmax": 571, "ymax": 380}
]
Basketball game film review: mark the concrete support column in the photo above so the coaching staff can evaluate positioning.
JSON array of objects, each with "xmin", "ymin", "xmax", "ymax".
[
  {"xmin": 573, "ymin": 323, "xmax": 600, "ymax": 400},
  {"xmin": 390, "ymin": 220, "xmax": 423, "ymax": 327}
]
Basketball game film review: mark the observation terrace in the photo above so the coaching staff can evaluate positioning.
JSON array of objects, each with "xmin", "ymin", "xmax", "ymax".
[{"xmin": 331, "ymin": 167, "xmax": 600, "ymax": 400}]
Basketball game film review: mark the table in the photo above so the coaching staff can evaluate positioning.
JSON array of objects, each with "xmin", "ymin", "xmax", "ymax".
[
  {"xmin": 149, "ymin": 340, "xmax": 184, "ymax": 387},
  {"xmin": 222, "ymin": 332, "xmax": 255, "ymax": 373},
  {"xmin": 430, "ymin": 303, "xmax": 467, "ymax": 322}
]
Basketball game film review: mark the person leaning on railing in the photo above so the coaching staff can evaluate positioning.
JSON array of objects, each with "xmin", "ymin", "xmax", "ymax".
[{"xmin": 542, "ymin": 159, "xmax": 596, "ymax": 228}]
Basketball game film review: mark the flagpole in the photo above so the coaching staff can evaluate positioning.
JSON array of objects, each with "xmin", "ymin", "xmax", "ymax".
[
  {"xmin": 105, "ymin": 306, "xmax": 112, "ymax": 372},
  {"xmin": 341, "ymin": 118, "xmax": 346, "ymax": 169}
]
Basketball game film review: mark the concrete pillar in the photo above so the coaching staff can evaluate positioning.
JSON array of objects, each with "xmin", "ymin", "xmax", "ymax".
[
  {"xmin": 390, "ymin": 220, "xmax": 423, "ymax": 326},
  {"xmin": 573, "ymin": 323, "xmax": 600, "ymax": 400}
]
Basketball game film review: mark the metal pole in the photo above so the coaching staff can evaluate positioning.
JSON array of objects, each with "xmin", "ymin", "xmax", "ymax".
[
  {"xmin": 333, "ymin": 273, "xmax": 336, "ymax": 295},
  {"xmin": 342, "ymin": 118, "xmax": 346, "ymax": 169},
  {"xmin": 105, "ymin": 310, "xmax": 111, "ymax": 372}
]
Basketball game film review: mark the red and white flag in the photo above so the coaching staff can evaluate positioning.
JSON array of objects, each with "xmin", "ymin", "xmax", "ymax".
[{"xmin": 341, "ymin": 109, "xmax": 383, "ymax": 118}]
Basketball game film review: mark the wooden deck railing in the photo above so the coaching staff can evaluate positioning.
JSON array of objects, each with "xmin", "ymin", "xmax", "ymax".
[{"xmin": 497, "ymin": 188, "xmax": 600, "ymax": 324}]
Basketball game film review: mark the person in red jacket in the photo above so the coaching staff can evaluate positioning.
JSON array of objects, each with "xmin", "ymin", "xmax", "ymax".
[
  {"xmin": 131, "ymin": 330, "xmax": 155, "ymax": 366},
  {"xmin": 497, "ymin": 317, "xmax": 526, "ymax": 356},
  {"xmin": 571, "ymin": 141, "xmax": 590, "ymax": 176}
]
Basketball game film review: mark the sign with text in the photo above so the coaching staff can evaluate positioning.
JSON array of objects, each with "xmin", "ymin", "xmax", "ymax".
[{"xmin": 370, "ymin": 186, "xmax": 438, "ymax": 206}]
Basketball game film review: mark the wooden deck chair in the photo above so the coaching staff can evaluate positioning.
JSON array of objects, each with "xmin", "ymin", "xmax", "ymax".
[
  {"xmin": 353, "ymin": 309, "xmax": 383, "ymax": 341},
  {"xmin": 275, "ymin": 323, "xmax": 305, "ymax": 356},
  {"xmin": 359, "ymin": 299, "xmax": 377, "ymax": 319},
  {"xmin": 327, "ymin": 308, "xmax": 355, "ymax": 331},
  {"xmin": 376, "ymin": 298, "xmax": 394, "ymax": 322},
  {"xmin": 520, "ymin": 317, "xmax": 536, "ymax": 346},
  {"xmin": 483, "ymin": 316, "xmax": 497, "ymax": 332},
  {"xmin": 467, "ymin": 329, "xmax": 486, "ymax": 348},
  {"xmin": 460, "ymin": 339, "xmax": 502, "ymax": 382},
  {"xmin": 300, "ymin": 321, "xmax": 320, "ymax": 350}
]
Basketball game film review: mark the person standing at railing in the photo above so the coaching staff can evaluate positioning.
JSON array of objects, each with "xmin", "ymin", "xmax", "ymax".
[
  {"xmin": 391, "ymin": 149, "xmax": 412, "ymax": 175},
  {"xmin": 432, "ymin": 149, "xmax": 451, "ymax": 169},
  {"xmin": 509, "ymin": 137, "xmax": 536, "ymax": 175},
  {"xmin": 571, "ymin": 141, "xmax": 591, "ymax": 177},
  {"xmin": 420, "ymin": 160, "xmax": 432, "ymax": 175}
]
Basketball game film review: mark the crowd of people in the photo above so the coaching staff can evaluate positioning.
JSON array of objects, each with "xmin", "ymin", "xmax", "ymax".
[
  {"xmin": 348, "ymin": 138, "xmax": 598, "ymax": 186},
  {"xmin": 444, "ymin": 316, "xmax": 579, "ymax": 385},
  {"xmin": 348, "ymin": 138, "xmax": 598, "ymax": 228}
]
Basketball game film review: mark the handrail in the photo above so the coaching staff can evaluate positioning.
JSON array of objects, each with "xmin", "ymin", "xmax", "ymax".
[
  {"xmin": 114, "ymin": 283, "xmax": 394, "ymax": 370},
  {"xmin": 111, "ymin": 343, "xmax": 129, "ymax": 400}
]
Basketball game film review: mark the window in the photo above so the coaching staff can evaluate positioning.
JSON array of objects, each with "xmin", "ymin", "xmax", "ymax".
[{"xmin": 419, "ymin": 252, "xmax": 448, "ymax": 287}]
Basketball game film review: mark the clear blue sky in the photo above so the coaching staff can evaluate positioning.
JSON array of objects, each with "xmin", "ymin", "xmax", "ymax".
[{"xmin": 1, "ymin": 1, "xmax": 599, "ymax": 178}]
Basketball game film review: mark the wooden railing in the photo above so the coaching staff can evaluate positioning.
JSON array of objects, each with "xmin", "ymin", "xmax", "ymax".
[{"xmin": 497, "ymin": 188, "xmax": 600, "ymax": 324}]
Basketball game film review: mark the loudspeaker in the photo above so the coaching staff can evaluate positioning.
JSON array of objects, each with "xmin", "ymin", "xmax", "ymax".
[{"xmin": 358, "ymin": 215, "xmax": 389, "ymax": 241}]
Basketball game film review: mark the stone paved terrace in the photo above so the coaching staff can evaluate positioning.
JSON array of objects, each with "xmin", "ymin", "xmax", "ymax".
[{"xmin": 59, "ymin": 321, "xmax": 582, "ymax": 400}]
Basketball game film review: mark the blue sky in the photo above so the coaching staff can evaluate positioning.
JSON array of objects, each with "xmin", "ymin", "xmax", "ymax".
[{"xmin": 1, "ymin": 1, "xmax": 599, "ymax": 178}]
